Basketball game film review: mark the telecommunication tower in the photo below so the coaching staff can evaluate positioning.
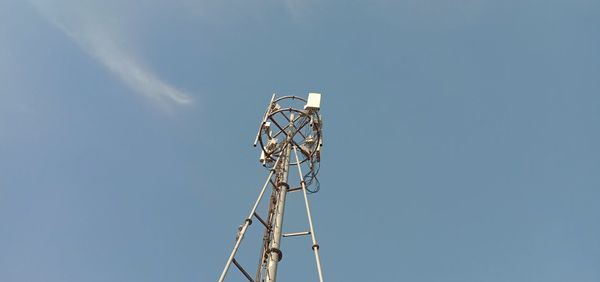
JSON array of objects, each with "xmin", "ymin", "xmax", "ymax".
[{"xmin": 218, "ymin": 93, "xmax": 325, "ymax": 282}]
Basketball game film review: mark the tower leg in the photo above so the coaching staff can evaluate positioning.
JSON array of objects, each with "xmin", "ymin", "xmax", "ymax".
[
  {"xmin": 293, "ymin": 146, "xmax": 325, "ymax": 282},
  {"xmin": 217, "ymin": 160, "xmax": 280, "ymax": 282}
]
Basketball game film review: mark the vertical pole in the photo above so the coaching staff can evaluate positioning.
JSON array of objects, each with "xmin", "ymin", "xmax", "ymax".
[
  {"xmin": 265, "ymin": 114, "xmax": 294, "ymax": 282},
  {"xmin": 292, "ymin": 146, "xmax": 325, "ymax": 282},
  {"xmin": 217, "ymin": 156, "xmax": 282, "ymax": 282}
]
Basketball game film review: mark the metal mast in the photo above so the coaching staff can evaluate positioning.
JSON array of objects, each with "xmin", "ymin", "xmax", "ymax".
[
  {"xmin": 218, "ymin": 93, "xmax": 325, "ymax": 282},
  {"xmin": 265, "ymin": 122, "xmax": 292, "ymax": 280}
]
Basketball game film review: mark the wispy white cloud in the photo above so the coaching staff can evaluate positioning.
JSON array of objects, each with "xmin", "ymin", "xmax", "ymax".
[{"xmin": 30, "ymin": 0, "xmax": 193, "ymax": 108}]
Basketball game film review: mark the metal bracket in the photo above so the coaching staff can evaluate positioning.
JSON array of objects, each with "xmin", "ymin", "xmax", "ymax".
[{"xmin": 267, "ymin": 248, "xmax": 283, "ymax": 262}]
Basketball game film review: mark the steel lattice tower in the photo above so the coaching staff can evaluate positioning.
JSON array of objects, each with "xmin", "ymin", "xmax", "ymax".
[{"xmin": 218, "ymin": 93, "xmax": 324, "ymax": 282}]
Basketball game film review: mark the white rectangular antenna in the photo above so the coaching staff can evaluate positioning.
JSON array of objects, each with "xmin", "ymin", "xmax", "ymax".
[{"xmin": 304, "ymin": 92, "xmax": 321, "ymax": 111}]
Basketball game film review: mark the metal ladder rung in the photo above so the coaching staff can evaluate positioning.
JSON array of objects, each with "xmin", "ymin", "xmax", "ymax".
[
  {"xmin": 282, "ymin": 231, "xmax": 311, "ymax": 238},
  {"xmin": 232, "ymin": 258, "xmax": 254, "ymax": 282},
  {"xmin": 287, "ymin": 187, "xmax": 302, "ymax": 192},
  {"xmin": 253, "ymin": 212, "xmax": 269, "ymax": 229}
]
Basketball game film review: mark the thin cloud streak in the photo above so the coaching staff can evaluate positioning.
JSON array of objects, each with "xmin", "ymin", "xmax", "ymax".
[{"xmin": 30, "ymin": 1, "xmax": 193, "ymax": 108}]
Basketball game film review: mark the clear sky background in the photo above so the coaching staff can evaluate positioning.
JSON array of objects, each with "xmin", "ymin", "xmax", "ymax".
[{"xmin": 1, "ymin": 0, "xmax": 600, "ymax": 281}]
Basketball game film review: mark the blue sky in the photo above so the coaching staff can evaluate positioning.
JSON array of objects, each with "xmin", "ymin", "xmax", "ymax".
[{"xmin": 1, "ymin": 0, "xmax": 600, "ymax": 281}]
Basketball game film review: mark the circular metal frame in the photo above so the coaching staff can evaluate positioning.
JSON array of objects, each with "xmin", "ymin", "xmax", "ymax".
[{"xmin": 258, "ymin": 96, "xmax": 322, "ymax": 166}]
